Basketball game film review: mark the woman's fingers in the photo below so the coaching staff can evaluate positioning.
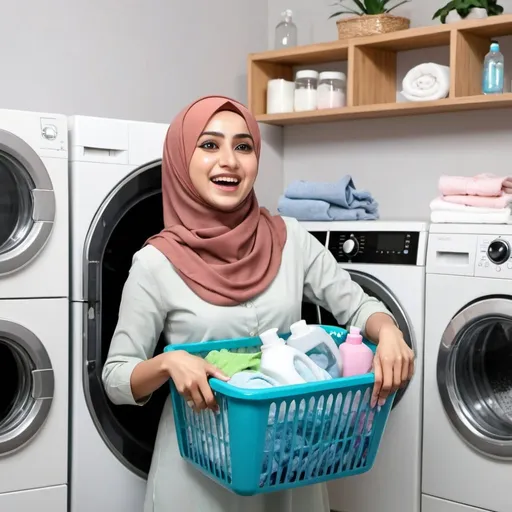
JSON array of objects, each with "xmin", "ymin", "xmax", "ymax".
[
  {"xmin": 378, "ymin": 357, "xmax": 394, "ymax": 406},
  {"xmin": 371, "ymin": 356, "xmax": 383, "ymax": 408},
  {"xmin": 198, "ymin": 376, "xmax": 218, "ymax": 411}
]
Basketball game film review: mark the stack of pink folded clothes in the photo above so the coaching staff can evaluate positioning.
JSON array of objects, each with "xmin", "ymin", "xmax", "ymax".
[{"xmin": 430, "ymin": 174, "xmax": 512, "ymax": 224}]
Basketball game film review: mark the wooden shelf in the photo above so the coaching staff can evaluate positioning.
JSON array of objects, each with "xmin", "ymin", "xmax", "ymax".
[{"xmin": 248, "ymin": 15, "xmax": 512, "ymax": 125}]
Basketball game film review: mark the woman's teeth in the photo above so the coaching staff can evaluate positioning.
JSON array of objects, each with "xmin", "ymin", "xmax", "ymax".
[{"xmin": 211, "ymin": 177, "xmax": 240, "ymax": 186}]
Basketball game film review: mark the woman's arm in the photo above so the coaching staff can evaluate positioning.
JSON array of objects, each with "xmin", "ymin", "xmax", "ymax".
[
  {"xmin": 293, "ymin": 220, "xmax": 413, "ymax": 406},
  {"xmin": 102, "ymin": 248, "xmax": 229, "ymax": 410},
  {"xmin": 101, "ymin": 250, "xmax": 168, "ymax": 405}
]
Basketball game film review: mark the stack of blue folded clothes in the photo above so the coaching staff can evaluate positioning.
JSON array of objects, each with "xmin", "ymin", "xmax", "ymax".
[{"xmin": 277, "ymin": 175, "xmax": 379, "ymax": 221}]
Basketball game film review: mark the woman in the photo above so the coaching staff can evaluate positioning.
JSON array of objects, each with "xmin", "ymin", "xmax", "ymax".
[{"xmin": 102, "ymin": 95, "xmax": 414, "ymax": 512}]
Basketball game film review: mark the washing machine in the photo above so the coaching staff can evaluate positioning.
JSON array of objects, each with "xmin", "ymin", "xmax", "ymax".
[
  {"xmin": 0, "ymin": 109, "xmax": 68, "ymax": 298},
  {"xmin": 423, "ymin": 223, "xmax": 512, "ymax": 512},
  {"xmin": 0, "ymin": 299, "xmax": 68, "ymax": 510},
  {"xmin": 69, "ymin": 115, "xmax": 170, "ymax": 512},
  {"xmin": 299, "ymin": 220, "xmax": 427, "ymax": 512},
  {"xmin": 0, "ymin": 110, "xmax": 68, "ymax": 511}
]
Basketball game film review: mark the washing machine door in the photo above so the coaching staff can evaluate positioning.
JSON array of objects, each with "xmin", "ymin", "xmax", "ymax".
[
  {"xmin": 437, "ymin": 296, "xmax": 512, "ymax": 459},
  {"xmin": 0, "ymin": 319, "xmax": 54, "ymax": 455},
  {"xmin": 315, "ymin": 270, "xmax": 415, "ymax": 409},
  {"xmin": 0, "ymin": 129, "xmax": 55, "ymax": 275},
  {"xmin": 83, "ymin": 160, "xmax": 166, "ymax": 479}
]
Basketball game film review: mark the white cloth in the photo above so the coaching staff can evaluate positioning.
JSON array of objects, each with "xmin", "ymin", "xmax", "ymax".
[
  {"xmin": 401, "ymin": 63, "xmax": 450, "ymax": 102},
  {"xmin": 430, "ymin": 197, "xmax": 512, "ymax": 223},
  {"xmin": 101, "ymin": 216, "xmax": 394, "ymax": 512}
]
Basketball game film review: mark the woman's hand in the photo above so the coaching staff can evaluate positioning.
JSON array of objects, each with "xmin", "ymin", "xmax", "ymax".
[
  {"xmin": 162, "ymin": 350, "xmax": 229, "ymax": 412},
  {"xmin": 371, "ymin": 324, "xmax": 414, "ymax": 408}
]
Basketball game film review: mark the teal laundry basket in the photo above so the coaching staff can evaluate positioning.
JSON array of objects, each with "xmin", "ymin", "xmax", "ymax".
[{"xmin": 164, "ymin": 325, "xmax": 395, "ymax": 496}]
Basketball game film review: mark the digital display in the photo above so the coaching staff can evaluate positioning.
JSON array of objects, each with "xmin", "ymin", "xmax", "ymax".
[{"xmin": 377, "ymin": 233, "xmax": 405, "ymax": 251}]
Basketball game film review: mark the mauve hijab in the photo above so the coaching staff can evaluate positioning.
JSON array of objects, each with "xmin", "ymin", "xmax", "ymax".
[{"xmin": 145, "ymin": 95, "xmax": 287, "ymax": 306}]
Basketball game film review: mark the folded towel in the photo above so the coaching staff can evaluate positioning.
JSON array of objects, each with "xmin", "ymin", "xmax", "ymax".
[
  {"xmin": 430, "ymin": 210, "xmax": 512, "ymax": 224},
  {"xmin": 228, "ymin": 370, "xmax": 280, "ymax": 389},
  {"xmin": 401, "ymin": 63, "xmax": 450, "ymax": 102},
  {"xmin": 284, "ymin": 176, "xmax": 378, "ymax": 213},
  {"xmin": 430, "ymin": 197, "xmax": 511, "ymax": 214},
  {"xmin": 443, "ymin": 193, "xmax": 512, "ymax": 209},
  {"xmin": 278, "ymin": 197, "xmax": 379, "ymax": 222},
  {"xmin": 439, "ymin": 173, "xmax": 512, "ymax": 197}
]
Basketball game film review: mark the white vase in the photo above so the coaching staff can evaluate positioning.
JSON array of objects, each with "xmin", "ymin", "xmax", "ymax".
[{"xmin": 445, "ymin": 7, "xmax": 488, "ymax": 24}]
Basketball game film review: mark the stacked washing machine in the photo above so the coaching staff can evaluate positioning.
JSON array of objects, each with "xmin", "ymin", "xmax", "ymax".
[{"xmin": 0, "ymin": 110, "xmax": 69, "ymax": 510}]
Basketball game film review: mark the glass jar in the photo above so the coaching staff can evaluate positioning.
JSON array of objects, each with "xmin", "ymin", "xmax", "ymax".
[
  {"xmin": 294, "ymin": 70, "xmax": 319, "ymax": 112},
  {"xmin": 317, "ymin": 71, "xmax": 346, "ymax": 109}
]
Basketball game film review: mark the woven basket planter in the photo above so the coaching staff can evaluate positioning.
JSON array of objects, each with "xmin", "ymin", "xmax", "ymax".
[{"xmin": 336, "ymin": 14, "xmax": 410, "ymax": 40}]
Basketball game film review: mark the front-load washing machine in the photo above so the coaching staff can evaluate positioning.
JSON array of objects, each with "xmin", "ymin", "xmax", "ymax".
[
  {"xmin": 0, "ymin": 298, "xmax": 68, "ymax": 510},
  {"xmin": 0, "ymin": 109, "xmax": 68, "ymax": 298},
  {"xmin": 423, "ymin": 223, "xmax": 512, "ymax": 512},
  {"xmin": 300, "ymin": 221, "xmax": 427, "ymax": 512},
  {"xmin": 69, "ymin": 115, "xmax": 170, "ymax": 512}
]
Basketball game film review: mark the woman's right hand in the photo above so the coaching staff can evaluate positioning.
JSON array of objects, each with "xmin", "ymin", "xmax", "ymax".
[{"xmin": 162, "ymin": 350, "xmax": 229, "ymax": 412}]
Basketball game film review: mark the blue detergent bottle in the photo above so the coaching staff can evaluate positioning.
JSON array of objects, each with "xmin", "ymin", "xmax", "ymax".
[{"xmin": 482, "ymin": 41, "xmax": 504, "ymax": 94}]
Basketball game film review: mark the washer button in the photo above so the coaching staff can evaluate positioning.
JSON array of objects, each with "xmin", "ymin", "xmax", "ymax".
[{"xmin": 496, "ymin": 266, "xmax": 502, "ymax": 273}]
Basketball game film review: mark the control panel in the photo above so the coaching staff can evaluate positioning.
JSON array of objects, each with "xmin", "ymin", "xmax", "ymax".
[
  {"xmin": 475, "ymin": 235, "xmax": 512, "ymax": 278},
  {"xmin": 327, "ymin": 231, "xmax": 420, "ymax": 265}
]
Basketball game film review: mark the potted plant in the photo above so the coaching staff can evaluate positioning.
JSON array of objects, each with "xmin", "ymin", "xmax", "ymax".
[
  {"xmin": 433, "ymin": 0, "xmax": 504, "ymax": 24},
  {"xmin": 329, "ymin": 0, "xmax": 411, "ymax": 40}
]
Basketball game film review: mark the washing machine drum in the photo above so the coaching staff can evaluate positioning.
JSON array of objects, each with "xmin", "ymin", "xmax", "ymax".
[
  {"xmin": 0, "ymin": 320, "xmax": 54, "ymax": 455},
  {"xmin": 0, "ymin": 128, "xmax": 55, "ymax": 276}
]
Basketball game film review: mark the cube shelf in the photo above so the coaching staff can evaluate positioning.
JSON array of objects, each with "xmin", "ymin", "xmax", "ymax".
[{"xmin": 248, "ymin": 14, "xmax": 512, "ymax": 125}]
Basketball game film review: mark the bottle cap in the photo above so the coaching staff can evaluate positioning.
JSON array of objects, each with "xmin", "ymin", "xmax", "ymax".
[
  {"xmin": 290, "ymin": 319, "xmax": 308, "ymax": 336},
  {"xmin": 319, "ymin": 71, "xmax": 346, "ymax": 81},
  {"xmin": 296, "ymin": 70, "xmax": 319, "ymax": 80},
  {"xmin": 346, "ymin": 326, "xmax": 362, "ymax": 344},
  {"xmin": 491, "ymin": 42, "xmax": 500, "ymax": 52},
  {"xmin": 282, "ymin": 9, "xmax": 293, "ymax": 20},
  {"xmin": 259, "ymin": 328, "xmax": 284, "ymax": 347}
]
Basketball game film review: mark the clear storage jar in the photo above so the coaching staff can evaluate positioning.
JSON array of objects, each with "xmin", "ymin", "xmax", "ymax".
[
  {"xmin": 294, "ymin": 70, "xmax": 319, "ymax": 112},
  {"xmin": 317, "ymin": 71, "xmax": 346, "ymax": 109}
]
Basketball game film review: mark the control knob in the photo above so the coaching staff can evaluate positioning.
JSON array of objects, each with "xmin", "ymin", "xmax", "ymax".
[
  {"xmin": 487, "ymin": 239, "xmax": 510, "ymax": 265},
  {"xmin": 342, "ymin": 237, "xmax": 359, "ymax": 257}
]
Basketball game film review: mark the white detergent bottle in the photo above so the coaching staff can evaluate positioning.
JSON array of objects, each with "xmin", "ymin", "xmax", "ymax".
[
  {"xmin": 287, "ymin": 320, "xmax": 343, "ymax": 379},
  {"xmin": 259, "ymin": 328, "xmax": 330, "ymax": 385}
]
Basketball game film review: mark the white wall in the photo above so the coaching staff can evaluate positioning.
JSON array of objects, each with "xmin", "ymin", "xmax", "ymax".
[
  {"xmin": 268, "ymin": 1, "xmax": 512, "ymax": 219},
  {"xmin": 0, "ymin": 0, "xmax": 282, "ymax": 211}
]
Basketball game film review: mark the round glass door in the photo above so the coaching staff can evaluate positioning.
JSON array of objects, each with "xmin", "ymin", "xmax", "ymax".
[
  {"xmin": 438, "ymin": 297, "xmax": 512, "ymax": 459},
  {"xmin": 84, "ymin": 160, "xmax": 165, "ymax": 479},
  {"xmin": 0, "ymin": 129, "xmax": 55, "ymax": 275},
  {"xmin": 0, "ymin": 320, "xmax": 54, "ymax": 455}
]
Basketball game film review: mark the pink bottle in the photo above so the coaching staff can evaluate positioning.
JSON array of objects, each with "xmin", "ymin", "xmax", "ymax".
[{"xmin": 339, "ymin": 327, "xmax": 374, "ymax": 377}]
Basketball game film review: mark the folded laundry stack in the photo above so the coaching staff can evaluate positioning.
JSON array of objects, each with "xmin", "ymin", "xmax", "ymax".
[
  {"xmin": 430, "ymin": 174, "xmax": 512, "ymax": 224},
  {"xmin": 401, "ymin": 62, "xmax": 450, "ymax": 102},
  {"xmin": 277, "ymin": 175, "xmax": 379, "ymax": 221}
]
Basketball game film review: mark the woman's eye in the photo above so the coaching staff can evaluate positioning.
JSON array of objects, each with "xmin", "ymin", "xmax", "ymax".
[
  {"xmin": 236, "ymin": 143, "xmax": 252, "ymax": 152},
  {"xmin": 200, "ymin": 141, "xmax": 218, "ymax": 150}
]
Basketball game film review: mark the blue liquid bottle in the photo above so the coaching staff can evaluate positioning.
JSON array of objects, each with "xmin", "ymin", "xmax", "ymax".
[{"xmin": 482, "ymin": 42, "xmax": 504, "ymax": 95}]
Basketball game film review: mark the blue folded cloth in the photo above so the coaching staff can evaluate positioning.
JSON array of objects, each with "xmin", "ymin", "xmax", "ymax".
[
  {"xmin": 284, "ymin": 176, "xmax": 378, "ymax": 214},
  {"xmin": 228, "ymin": 371, "xmax": 280, "ymax": 389},
  {"xmin": 277, "ymin": 196, "xmax": 379, "ymax": 221}
]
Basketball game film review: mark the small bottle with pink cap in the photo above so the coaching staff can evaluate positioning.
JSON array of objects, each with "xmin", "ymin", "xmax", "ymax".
[{"xmin": 339, "ymin": 326, "xmax": 374, "ymax": 377}]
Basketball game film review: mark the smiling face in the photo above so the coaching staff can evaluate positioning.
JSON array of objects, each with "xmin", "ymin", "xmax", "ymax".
[{"xmin": 188, "ymin": 110, "xmax": 258, "ymax": 212}]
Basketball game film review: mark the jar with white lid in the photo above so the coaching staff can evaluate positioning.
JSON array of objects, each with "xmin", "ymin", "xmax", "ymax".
[
  {"xmin": 294, "ymin": 70, "xmax": 319, "ymax": 112},
  {"xmin": 317, "ymin": 71, "xmax": 346, "ymax": 109}
]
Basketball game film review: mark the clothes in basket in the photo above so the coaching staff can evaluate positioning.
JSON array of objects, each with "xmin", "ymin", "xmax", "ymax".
[{"xmin": 185, "ymin": 387, "xmax": 374, "ymax": 488}]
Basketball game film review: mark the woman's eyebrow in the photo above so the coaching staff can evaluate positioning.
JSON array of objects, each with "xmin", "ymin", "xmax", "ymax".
[{"xmin": 200, "ymin": 131, "xmax": 254, "ymax": 141}]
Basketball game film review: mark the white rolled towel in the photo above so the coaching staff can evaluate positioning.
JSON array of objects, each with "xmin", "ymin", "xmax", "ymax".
[{"xmin": 401, "ymin": 63, "xmax": 450, "ymax": 102}]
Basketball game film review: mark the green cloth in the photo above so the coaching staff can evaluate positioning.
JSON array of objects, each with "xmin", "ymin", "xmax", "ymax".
[{"xmin": 205, "ymin": 349, "xmax": 261, "ymax": 377}]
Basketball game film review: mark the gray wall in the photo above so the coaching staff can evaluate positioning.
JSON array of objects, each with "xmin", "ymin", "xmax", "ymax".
[
  {"xmin": 0, "ymin": 0, "xmax": 283, "ymax": 210},
  {"xmin": 268, "ymin": 1, "xmax": 512, "ymax": 220}
]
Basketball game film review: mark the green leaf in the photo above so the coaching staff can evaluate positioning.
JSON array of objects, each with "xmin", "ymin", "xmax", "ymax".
[
  {"xmin": 351, "ymin": 0, "xmax": 369, "ymax": 14},
  {"xmin": 385, "ymin": 0, "xmax": 410, "ymax": 12},
  {"xmin": 365, "ymin": 0, "xmax": 385, "ymax": 14},
  {"xmin": 329, "ymin": 9, "xmax": 363, "ymax": 18}
]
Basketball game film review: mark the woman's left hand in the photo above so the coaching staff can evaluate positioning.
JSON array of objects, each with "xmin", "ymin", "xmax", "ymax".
[{"xmin": 371, "ymin": 324, "xmax": 414, "ymax": 408}]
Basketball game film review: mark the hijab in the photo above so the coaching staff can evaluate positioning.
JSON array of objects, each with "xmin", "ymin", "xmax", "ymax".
[{"xmin": 145, "ymin": 95, "xmax": 287, "ymax": 306}]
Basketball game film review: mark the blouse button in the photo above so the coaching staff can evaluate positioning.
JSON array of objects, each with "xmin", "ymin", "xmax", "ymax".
[{"xmin": 249, "ymin": 331, "xmax": 256, "ymax": 337}]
